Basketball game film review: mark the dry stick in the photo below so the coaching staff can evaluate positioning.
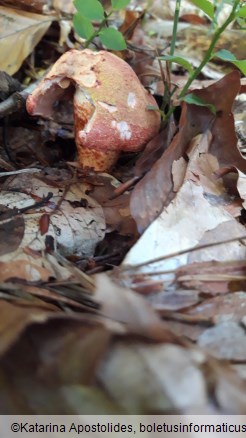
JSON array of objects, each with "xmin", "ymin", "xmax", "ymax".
[
  {"xmin": 122, "ymin": 235, "xmax": 246, "ymax": 270},
  {"xmin": 0, "ymin": 84, "xmax": 34, "ymax": 118},
  {"xmin": 0, "ymin": 168, "xmax": 42, "ymax": 177},
  {"xmin": 127, "ymin": 259, "xmax": 246, "ymax": 277},
  {"xmin": 0, "ymin": 70, "xmax": 49, "ymax": 119}
]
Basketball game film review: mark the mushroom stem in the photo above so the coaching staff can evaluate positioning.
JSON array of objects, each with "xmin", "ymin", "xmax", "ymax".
[{"xmin": 77, "ymin": 146, "xmax": 120, "ymax": 171}]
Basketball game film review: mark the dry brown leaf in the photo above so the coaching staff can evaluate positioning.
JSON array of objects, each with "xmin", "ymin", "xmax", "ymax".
[
  {"xmin": 35, "ymin": 321, "xmax": 111, "ymax": 385},
  {"xmin": 125, "ymin": 173, "xmax": 246, "ymax": 285},
  {"xmin": 0, "ymin": 6, "xmax": 53, "ymax": 74},
  {"xmin": 134, "ymin": 121, "xmax": 177, "ymax": 179},
  {"xmin": 94, "ymin": 273, "xmax": 179, "ymax": 343},
  {"xmin": 158, "ymin": 320, "xmax": 206, "ymax": 342},
  {"xmin": 0, "ymin": 0, "xmax": 53, "ymax": 13},
  {"xmin": 152, "ymin": 289, "xmax": 199, "ymax": 312},
  {"xmin": 195, "ymin": 72, "xmax": 245, "ymax": 171},
  {"xmin": 176, "ymin": 259, "xmax": 246, "ymax": 294},
  {"xmin": 90, "ymin": 174, "xmax": 136, "ymax": 236},
  {"xmin": 130, "ymin": 71, "xmax": 244, "ymax": 232},
  {"xmin": 22, "ymin": 284, "xmax": 91, "ymax": 310},
  {"xmin": 0, "ymin": 299, "xmax": 58, "ymax": 356},
  {"xmin": 0, "ymin": 257, "xmax": 46, "ymax": 283},
  {"xmin": 125, "ymin": 112, "xmax": 246, "ymax": 302},
  {"xmin": 0, "ymin": 315, "xmax": 113, "ymax": 413},
  {"xmin": 0, "ymin": 169, "xmax": 105, "ymax": 258},
  {"xmin": 187, "ymin": 292, "xmax": 246, "ymax": 324}
]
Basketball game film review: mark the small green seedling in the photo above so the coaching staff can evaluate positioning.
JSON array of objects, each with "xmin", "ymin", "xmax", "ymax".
[
  {"xmin": 73, "ymin": 0, "xmax": 131, "ymax": 50},
  {"xmin": 159, "ymin": 0, "xmax": 246, "ymax": 119}
]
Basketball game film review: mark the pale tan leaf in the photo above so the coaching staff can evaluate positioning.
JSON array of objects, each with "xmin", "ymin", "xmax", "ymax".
[
  {"xmin": 98, "ymin": 342, "xmax": 208, "ymax": 413},
  {"xmin": 198, "ymin": 321, "xmax": 246, "ymax": 361},
  {"xmin": 211, "ymin": 361, "xmax": 246, "ymax": 414},
  {"xmin": 124, "ymin": 125, "xmax": 246, "ymax": 285},
  {"xmin": 237, "ymin": 170, "xmax": 246, "ymax": 209},
  {"xmin": 94, "ymin": 273, "xmax": 177, "ymax": 342},
  {"xmin": 0, "ymin": 0, "xmax": 53, "ymax": 14},
  {"xmin": 0, "ymin": 6, "xmax": 53, "ymax": 74},
  {"xmin": 0, "ymin": 251, "xmax": 72, "ymax": 282},
  {"xmin": 0, "ymin": 169, "xmax": 105, "ymax": 258},
  {"xmin": 52, "ymin": 0, "xmax": 75, "ymax": 14},
  {"xmin": 187, "ymin": 292, "xmax": 246, "ymax": 324}
]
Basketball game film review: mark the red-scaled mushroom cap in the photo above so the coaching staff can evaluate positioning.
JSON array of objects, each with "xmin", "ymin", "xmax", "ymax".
[{"xmin": 26, "ymin": 49, "xmax": 161, "ymax": 171}]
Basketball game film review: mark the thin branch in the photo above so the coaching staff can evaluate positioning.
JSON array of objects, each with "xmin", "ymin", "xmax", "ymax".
[
  {"xmin": 0, "ymin": 168, "xmax": 41, "ymax": 177},
  {"xmin": 0, "ymin": 78, "xmax": 42, "ymax": 119},
  {"xmin": 122, "ymin": 234, "xmax": 246, "ymax": 270}
]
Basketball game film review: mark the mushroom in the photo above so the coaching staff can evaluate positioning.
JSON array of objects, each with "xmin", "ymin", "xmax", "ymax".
[{"xmin": 26, "ymin": 49, "xmax": 161, "ymax": 171}]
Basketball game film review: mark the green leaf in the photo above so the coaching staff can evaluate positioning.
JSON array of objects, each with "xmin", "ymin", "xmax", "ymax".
[
  {"xmin": 232, "ymin": 60, "xmax": 246, "ymax": 75},
  {"xmin": 187, "ymin": 0, "xmax": 214, "ymax": 19},
  {"xmin": 236, "ymin": 5, "xmax": 246, "ymax": 18},
  {"xmin": 74, "ymin": 0, "xmax": 105, "ymax": 20},
  {"xmin": 213, "ymin": 49, "xmax": 236, "ymax": 61},
  {"xmin": 213, "ymin": 49, "xmax": 246, "ymax": 75},
  {"xmin": 159, "ymin": 55, "xmax": 194, "ymax": 74},
  {"xmin": 111, "ymin": 0, "xmax": 131, "ymax": 11},
  {"xmin": 73, "ymin": 13, "xmax": 95, "ymax": 40},
  {"xmin": 182, "ymin": 94, "xmax": 216, "ymax": 114},
  {"xmin": 99, "ymin": 27, "xmax": 126, "ymax": 50}
]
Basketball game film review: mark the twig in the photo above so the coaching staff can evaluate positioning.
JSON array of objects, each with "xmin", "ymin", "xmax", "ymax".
[
  {"xmin": 0, "ymin": 168, "xmax": 42, "ymax": 177},
  {"xmin": 122, "ymin": 234, "xmax": 246, "ymax": 270},
  {"xmin": 0, "ymin": 79, "xmax": 42, "ymax": 119}
]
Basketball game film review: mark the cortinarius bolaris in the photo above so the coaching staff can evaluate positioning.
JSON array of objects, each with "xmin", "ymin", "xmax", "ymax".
[{"xmin": 26, "ymin": 49, "xmax": 161, "ymax": 171}]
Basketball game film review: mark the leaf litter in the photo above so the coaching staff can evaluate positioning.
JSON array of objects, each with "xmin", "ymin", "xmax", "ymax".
[{"xmin": 0, "ymin": 0, "xmax": 245, "ymax": 415}]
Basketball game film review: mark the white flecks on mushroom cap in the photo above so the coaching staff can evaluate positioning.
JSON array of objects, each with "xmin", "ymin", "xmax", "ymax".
[
  {"xmin": 111, "ymin": 120, "xmax": 132, "ymax": 141},
  {"xmin": 79, "ymin": 130, "xmax": 87, "ymax": 140},
  {"xmin": 127, "ymin": 92, "xmax": 137, "ymax": 109}
]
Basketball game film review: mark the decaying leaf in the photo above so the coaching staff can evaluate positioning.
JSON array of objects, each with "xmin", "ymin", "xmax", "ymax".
[
  {"xmin": 0, "ymin": 169, "xmax": 105, "ymax": 258},
  {"xmin": 0, "ymin": 0, "xmax": 53, "ymax": 13},
  {"xmin": 98, "ymin": 342, "xmax": 201, "ymax": 413},
  {"xmin": 94, "ymin": 273, "xmax": 179, "ymax": 342},
  {"xmin": 175, "ymin": 260, "xmax": 246, "ymax": 294},
  {"xmin": 88, "ymin": 173, "xmax": 137, "ymax": 236},
  {"xmin": 0, "ymin": 205, "xmax": 25, "ymax": 256},
  {"xmin": 0, "ymin": 251, "xmax": 72, "ymax": 282},
  {"xmin": 125, "ymin": 156, "xmax": 246, "ymax": 283},
  {"xmin": 0, "ymin": 315, "xmax": 113, "ymax": 413},
  {"xmin": 198, "ymin": 321, "xmax": 246, "ymax": 361},
  {"xmin": 130, "ymin": 71, "xmax": 244, "ymax": 232},
  {"xmin": 0, "ymin": 6, "xmax": 53, "ymax": 74},
  {"xmin": 0, "ymin": 299, "xmax": 58, "ymax": 357},
  {"xmin": 0, "ymin": 0, "xmax": 245, "ymax": 417},
  {"xmin": 0, "ymin": 169, "xmax": 105, "ymax": 282}
]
